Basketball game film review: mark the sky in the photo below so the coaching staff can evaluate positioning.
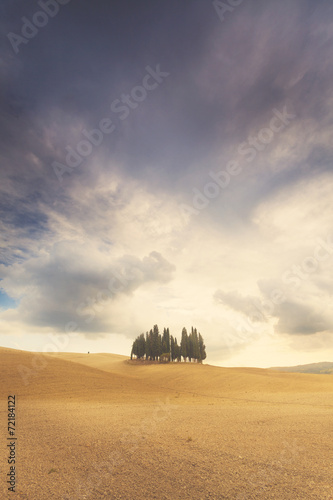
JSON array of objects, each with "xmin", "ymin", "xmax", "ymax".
[{"xmin": 1, "ymin": 0, "xmax": 333, "ymax": 368}]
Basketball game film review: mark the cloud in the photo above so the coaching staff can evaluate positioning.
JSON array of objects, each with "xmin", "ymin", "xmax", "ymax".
[
  {"xmin": 274, "ymin": 300, "xmax": 331, "ymax": 335},
  {"xmin": 214, "ymin": 289, "xmax": 266, "ymax": 323},
  {"xmin": 1, "ymin": 0, "xmax": 333, "ymax": 365},
  {"xmin": 214, "ymin": 286, "xmax": 333, "ymax": 339},
  {"xmin": 0, "ymin": 240, "xmax": 175, "ymax": 335}
]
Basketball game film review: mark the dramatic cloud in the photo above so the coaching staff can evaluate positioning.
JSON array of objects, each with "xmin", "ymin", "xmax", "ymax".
[
  {"xmin": 214, "ymin": 290, "xmax": 266, "ymax": 323},
  {"xmin": 1, "ymin": 0, "xmax": 333, "ymax": 366}
]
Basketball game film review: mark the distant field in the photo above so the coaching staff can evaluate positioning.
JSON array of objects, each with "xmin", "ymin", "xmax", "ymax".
[
  {"xmin": 1, "ymin": 347, "xmax": 332, "ymax": 499},
  {"xmin": 269, "ymin": 361, "xmax": 333, "ymax": 374}
]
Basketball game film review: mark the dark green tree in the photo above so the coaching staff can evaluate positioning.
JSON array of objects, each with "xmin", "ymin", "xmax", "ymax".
[
  {"xmin": 166, "ymin": 328, "xmax": 170, "ymax": 352},
  {"xmin": 170, "ymin": 335, "xmax": 175, "ymax": 362},
  {"xmin": 145, "ymin": 331, "xmax": 152, "ymax": 360},
  {"xmin": 174, "ymin": 338, "xmax": 181, "ymax": 362},
  {"xmin": 151, "ymin": 324, "xmax": 162, "ymax": 360},
  {"xmin": 192, "ymin": 328, "xmax": 200, "ymax": 362},
  {"xmin": 187, "ymin": 330, "xmax": 193, "ymax": 362},
  {"xmin": 181, "ymin": 327, "xmax": 188, "ymax": 362},
  {"xmin": 198, "ymin": 332, "xmax": 206, "ymax": 362},
  {"xmin": 162, "ymin": 327, "xmax": 170, "ymax": 355},
  {"xmin": 150, "ymin": 328, "xmax": 156, "ymax": 360},
  {"xmin": 131, "ymin": 326, "xmax": 206, "ymax": 363}
]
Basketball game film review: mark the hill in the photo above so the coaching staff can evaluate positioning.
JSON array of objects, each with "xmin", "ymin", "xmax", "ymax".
[
  {"xmin": 269, "ymin": 361, "xmax": 333, "ymax": 374},
  {"xmin": 0, "ymin": 347, "xmax": 332, "ymax": 499}
]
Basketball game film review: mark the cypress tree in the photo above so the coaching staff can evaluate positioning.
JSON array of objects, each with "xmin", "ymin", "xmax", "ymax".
[
  {"xmin": 131, "ymin": 327, "xmax": 206, "ymax": 363},
  {"xmin": 145, "ymin": 331, "xmax": 151, "ymax": 360},
  {"xmin": 149, "ymin": 328, "xmax": 155, "ymax": 360},
  {"xmin": 166, "ymin": 328, "xmax": 170, "ymax": 353},
  {"xmin": 187, "ymin": 330, "xmax": 193, "ymax": 362},
  {"xmin": 157, "ymin": 332, "xmax": 162, "ymax": 359},
  {"xmin": 175, "ymin": 338, "xmax": 181, "ymax": 362},
  {"xmin": 198, "ymin": 332, "xmax": 206, "ymax": 362},
  {"xmin": 162, "ymin": 327, "xmax": 170, "ymax": 355},
  {"xmin": 138, "ymin": 333, "xmax": 146, "ymax": 359},
  {"xmin": 192, "ymin": 328, "xmax": 200, "ymax": 362},
  {"xmin": 170, "ymin": 335, "xmax": 175, "ymax": 361},
  {"xmin": 131, "ymin": 338, "xmax": 138, "ymax": 359},
  {"xmin": 181, "ymin": 327, "xmax": 188, "ymax": 362},
  {"xmin": 152, "ymin": 324, "xmax": 161, "ymax": 360}
]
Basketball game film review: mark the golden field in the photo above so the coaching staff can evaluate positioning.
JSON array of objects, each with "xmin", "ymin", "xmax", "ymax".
[{"xmin": 0, "ymin": 347, "xmax": 332, "ymax": 499}]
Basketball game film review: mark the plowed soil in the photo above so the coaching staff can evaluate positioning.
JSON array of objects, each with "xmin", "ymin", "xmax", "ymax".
[{"xmin": 0, "ymin": 348, "xmax": 332, "ymax": 499}]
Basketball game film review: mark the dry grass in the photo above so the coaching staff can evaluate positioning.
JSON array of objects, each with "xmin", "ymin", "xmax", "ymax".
[{"xmin": 0, "ymin": 347, "xmax": 332, "ymax": 499}]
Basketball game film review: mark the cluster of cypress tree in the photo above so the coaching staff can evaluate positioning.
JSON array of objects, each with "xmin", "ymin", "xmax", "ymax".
[{"xmin": 130, "ymin": 325, "xmax": 206, "ymax": 363}]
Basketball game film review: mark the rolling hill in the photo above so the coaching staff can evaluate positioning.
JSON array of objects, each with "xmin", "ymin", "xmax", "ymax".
[
  {"xmin": 0, "ymin": 347, "xmax": 332, "ymax": 499},
  {"xmin": 269, "ymin": 361, "xmax": 333, "ymax": 374}
]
